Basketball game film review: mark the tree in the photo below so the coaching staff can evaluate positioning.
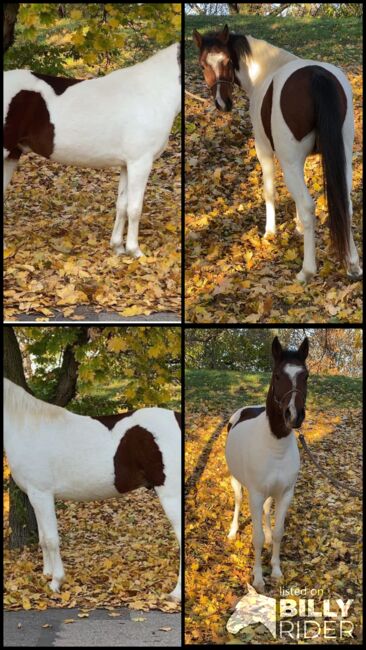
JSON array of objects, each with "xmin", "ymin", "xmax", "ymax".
[
  {"xmin": 3, "ymin": 3, "xmax": 19, "ymax": 53},
  {"xmin": 4, "ymin": 326, "xmax": 181, "ymax": 548},
  {"xmin": 4, "ymin": 327, "xmax": 37, "ymax": 548}
]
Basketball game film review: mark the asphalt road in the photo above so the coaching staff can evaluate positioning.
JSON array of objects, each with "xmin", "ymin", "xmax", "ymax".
[
  {"xmin": 4, "ymin": 608, "xmax": 182, "ymax": 647},
  {"xmin": 8, "ymin": 308, "xmax": 180, "ymax": 322}
]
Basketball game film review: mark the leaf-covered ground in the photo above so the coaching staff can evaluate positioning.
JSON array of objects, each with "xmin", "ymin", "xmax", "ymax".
[
  {"xmin": 185, "ymin": 369, "xmax": 362, "ymax": 644},
  {"xmin": 4, "ymin": 478, "xmax": 180, "ymax": 614},
  {"xmin": 185, "ymin": 16, "xmax": 363, "ymax": 323},
  {"xmin": 4, "ymin": 133, "xmax": 181, "ymax": 321}
]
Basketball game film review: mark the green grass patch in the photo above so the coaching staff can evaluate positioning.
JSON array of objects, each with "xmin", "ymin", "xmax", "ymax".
[
  {"xmin": 185, "ymin": 15, "xmax": 362, "ymax": 66},
  {"xmin": 186, "ymin": 369, "xmax": 362, "ymax": 412}
]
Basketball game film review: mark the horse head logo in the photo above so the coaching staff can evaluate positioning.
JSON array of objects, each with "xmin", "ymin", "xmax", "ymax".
[{"xmin": 227, "ymin": 583, "xmax": 277, "ymax": 638}]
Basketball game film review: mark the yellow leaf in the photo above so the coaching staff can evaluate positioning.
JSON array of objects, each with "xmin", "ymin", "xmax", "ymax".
[
  {"xmin": 120, "ymin": 306, "xmax": 142, "ymax": 317},
  {"xmin": 107, "ymin": 337, "xmax": 128, "ymax": 353},
  {"xmin": 70, "ymin": 9, "xmax": 82, "ymax": 19},
  {"xmin": 284, "ymin": 249, "xmax": 298, "ymax": 261},
  {"xmin": 22, "ymin": 597, "xmax": 32, "ymax": 610}
]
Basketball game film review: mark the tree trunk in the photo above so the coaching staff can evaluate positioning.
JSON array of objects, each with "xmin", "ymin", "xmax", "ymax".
[
  {"xmin": 4, "ymin": 326, "xmax": 38, "ymax": 548},
  {"xmin": 3, "ymin": 3, "xmax": 19, "ymax": 53},
  {"xmin": 52, "ymin": 328, "xmax": 89, "ymax": 406}
]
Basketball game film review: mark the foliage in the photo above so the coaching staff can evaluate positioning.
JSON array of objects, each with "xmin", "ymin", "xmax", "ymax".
[
  {"xmin": 15, "ymin": 326, "xmax": 181, "ymax": 411},
  {"xmin": 185, "ymin": 15, "xmax": 362, "ymax": 323},
  {"xmin": 185, "ymin": 369, "xmax": 362, "ymax": 643},
  {"xmin": 5, "ymin": 3, "xmax": 181, "ymax": 72},
  {"xmin": 185, "ymin": 328, "xmax": 362, "ymax": 376},
  {"xmin": 4, "ymin": 480, "xmax": 180, "ymax": 612},
  {"xmin": 186, "ymin": 3, "xmax": 363, "ymax": 18},
  {"xmin": 4, "ymin": 133, "xmax": 181, "ymax": 320}
]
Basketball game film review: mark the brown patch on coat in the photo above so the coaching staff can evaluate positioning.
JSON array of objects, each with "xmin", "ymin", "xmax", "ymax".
[
  {"xmin": 32, "ymin": 72, "xmax": 83, "ymax": 95},
  {"xmin": 261, "ymin": 81, "xmax": 274, "ymax": 150},
  {"xmin": 113, "ymin": 425, "xmax": 165, "ymax": 494},
  {"xmin": 228, "ymin": 406, "xmax": 265, "ymax": 432},
  {"xmin": 4, "ymin": 90, "xmax": 54, "ymax": 159},
  {"xmin": 280, "ymin": 65, "xmax": 347, "ymax": 143},
  {"xmin": 174, "ymin": 411, "xmax": 181, "ymax": 429},
  {"xmin": 91, "ymin": 412, "xmax": 135, "ymax": 430}
]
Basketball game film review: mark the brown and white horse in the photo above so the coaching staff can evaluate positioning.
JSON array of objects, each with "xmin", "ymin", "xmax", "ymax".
[
  {"xmin": 4, "ymin": 378, "xmax": 181, "ymax": 600},
  {"xmin": 193, "ymin": 26, "xmax": 362, "ymax": 283},
  {"xmin": 4, "ymin": 44, "xmax": 181, "ymax": 257},
  {"xmin": 226, "ymin": 336, "xmax": 308, "ymax": 592}
]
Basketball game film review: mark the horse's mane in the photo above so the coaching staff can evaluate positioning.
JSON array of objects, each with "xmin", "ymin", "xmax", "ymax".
[{"xmin": 4, "ymin": 378, "xmax": 70, "ymax": 423}]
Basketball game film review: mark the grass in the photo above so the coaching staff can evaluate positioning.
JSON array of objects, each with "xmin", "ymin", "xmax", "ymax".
[
  {"xmin": 185, "ymin": 15, "xmax": 362, "ymax": 65},
  {"xmin": 186, "ymin": 368, "xmax": 362, "ymax": 411}
]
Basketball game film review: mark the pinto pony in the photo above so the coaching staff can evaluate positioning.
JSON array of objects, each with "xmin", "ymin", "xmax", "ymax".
[
  {"xmin": 4, "ymin": 43, "xmax": 181, "ymax": 257},
  {"xmin": 226, "ymin": 336, "xmax": 308, "ymax": 592},
  {"xmin": 4, "ymin": 379, "xmax": 181, "ymax": 600},
  {"xmin": 193, "ymin": 26, "xmax": 362, "ymax": 282}
]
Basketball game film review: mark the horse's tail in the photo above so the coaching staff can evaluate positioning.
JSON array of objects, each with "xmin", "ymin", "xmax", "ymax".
[{"xmin": 312, "ymin": 66, "xmax": 350, "ymax": 261}]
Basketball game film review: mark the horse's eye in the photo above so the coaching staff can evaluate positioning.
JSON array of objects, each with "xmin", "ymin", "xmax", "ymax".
[{"xmin": 275, "ymin": 373, "xmax": 280, "ymax": 380}]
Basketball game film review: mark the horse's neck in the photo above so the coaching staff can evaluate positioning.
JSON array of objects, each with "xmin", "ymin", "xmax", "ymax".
[
  {"xmin": 238, "ymin": 35, "xmax": 298, "ymax": 95},
  {"xmin": 265, "ymin": 381, "xmax": 293, "ymax": 440},
  {"xmin": 142, "ymin": 43, "xmax": 181, "ymax": 115}
]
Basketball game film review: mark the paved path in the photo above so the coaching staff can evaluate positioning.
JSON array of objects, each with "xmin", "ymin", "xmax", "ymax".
[
  {"xmin": 4, "ymin": 608, "xmax": 181, "ymax": 647},
  {"xmin": 8, "ymin": 308, "xmax": 180, "ymax": 323}
]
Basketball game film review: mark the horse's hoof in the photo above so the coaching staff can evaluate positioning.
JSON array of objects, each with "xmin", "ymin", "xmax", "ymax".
[
  {"xmin": 112, "ymin": 244, "xmax": 125, "ymax": 256},
  {"xmin": 252, "ymin": 579, "xmax": 265, "ymax": 593},
  {"xmin": 296, "ymin": 269, "xmax": 315, "ymax": 283},
  {"xmin": 126, "ymin": 246, "xmax": 143, "ymax": 258}
]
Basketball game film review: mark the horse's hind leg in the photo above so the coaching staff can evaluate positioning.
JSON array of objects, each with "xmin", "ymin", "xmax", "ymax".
[
  {"xmin": 343, "ymin": 132, "xmax": 362, "ymax": 278},
  {"xmin": 27, "ymin": 488, "xmax": 65, "ymax": 592},
  {"xmin": 155, "ymin": 486, "xmax": 181, "ymax": 600},
  {"xmin": 282, "ymin": 157, "xmax": 317, "ymax": 282},
  {"xmin": 227, "ymin": 475, "xmax": 242, "ymax": 539},
  {"xmin": 125, "ymin": 155, "xmax": 153, "ymax": 257},
  {"xmin": 263, "ymin": 496, "xmax": 273, "ymax": 545},
  {"xmin": 110, "ymin": 167, "xmax": 128, "ymax": 255}
]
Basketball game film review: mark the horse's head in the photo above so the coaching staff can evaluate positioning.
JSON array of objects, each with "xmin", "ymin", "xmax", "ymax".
[
  {"xmin": 270, "ymin": 336, "xmax": 309, "ymax": 430},
  {"xmin": 193, "ymin": 24, "xmax": 235, "ymax": 112}
]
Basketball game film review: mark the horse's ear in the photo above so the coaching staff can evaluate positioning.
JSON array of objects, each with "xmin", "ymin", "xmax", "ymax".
[
  {"xmin": 217, "ymin": 24, "xmax": 230, "ymax": 44},
  {"xmin": 193, "ymin": 29, "xmax": 202, "ymax": 49},
  {"xmin": 272, "ymin": 336, "xmax": 283, "ymax": 362},
  {"xmin": 298, "ymin": 337, "xmax": 309, "ymax": 361}
]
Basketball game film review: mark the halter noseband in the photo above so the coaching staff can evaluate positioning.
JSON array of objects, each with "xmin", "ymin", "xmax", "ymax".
[
  {"xmin": 273, "ymin": 387, "xmax": 305, "ymax": 409},
  {"xmin": 209, "ymin": 78, "xmax": 234, "ymax": 89}
]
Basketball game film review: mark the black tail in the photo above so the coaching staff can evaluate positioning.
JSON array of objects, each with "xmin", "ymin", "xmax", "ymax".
[{"xmin": 312, "ymin": 66, "xmax": 350, "ymax": 261}]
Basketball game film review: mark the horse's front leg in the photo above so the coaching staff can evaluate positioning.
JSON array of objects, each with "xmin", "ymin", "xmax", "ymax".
[
  {"xmin": 248, "ymin": 491, "xmax": 266, "ymax": 592},
  {"xmin": 110, "ymin": 167, "xmax": 128, "ymax": 255},
  {"xmin": 27, "ymin": 488, "xmax": 65, "ymax": 592},
  {"xmin": 255, "ymin": 146, "xmax": 276, "ymax": 236},
  {"xmin": 125, "ymin": 155, "xmax": 153, "ymax": 258},
  {"xmin": 271, "ymin": 487, "xmax": 295, "ymax": 581}
]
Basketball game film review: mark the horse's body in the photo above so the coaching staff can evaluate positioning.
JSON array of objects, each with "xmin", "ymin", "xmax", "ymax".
[
  {"xmin": 4, "ymin": 378, "xmax": 181, "ymax": 599},
  {"xmin": 4, "ymin": 43, "xmax": 181, "ymax": 257},
  {"xmin": 194, "ymin": 27, "xmax": 362, "ymax": 282},
  {"xmin": 225, "ymin": 337, "xmax": 308, "ymax": 592}
]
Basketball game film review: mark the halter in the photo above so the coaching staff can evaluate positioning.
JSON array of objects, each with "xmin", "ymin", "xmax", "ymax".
[
  {"xmin": 272, "ymin": 387, "xmax": 305, "ymax": 409},
  {"xmin": 208, "ymin": 78, "xmax": 234, "ymax": 89}
]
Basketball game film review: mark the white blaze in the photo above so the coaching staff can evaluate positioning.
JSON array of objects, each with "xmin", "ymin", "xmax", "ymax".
[
  {"xmin": 284, "ymin": 364, "xmax": 302, "ymax": 419},
  {"xmin": 206, "ymin": 52, "xmax": 226, "ymax": 109}
]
